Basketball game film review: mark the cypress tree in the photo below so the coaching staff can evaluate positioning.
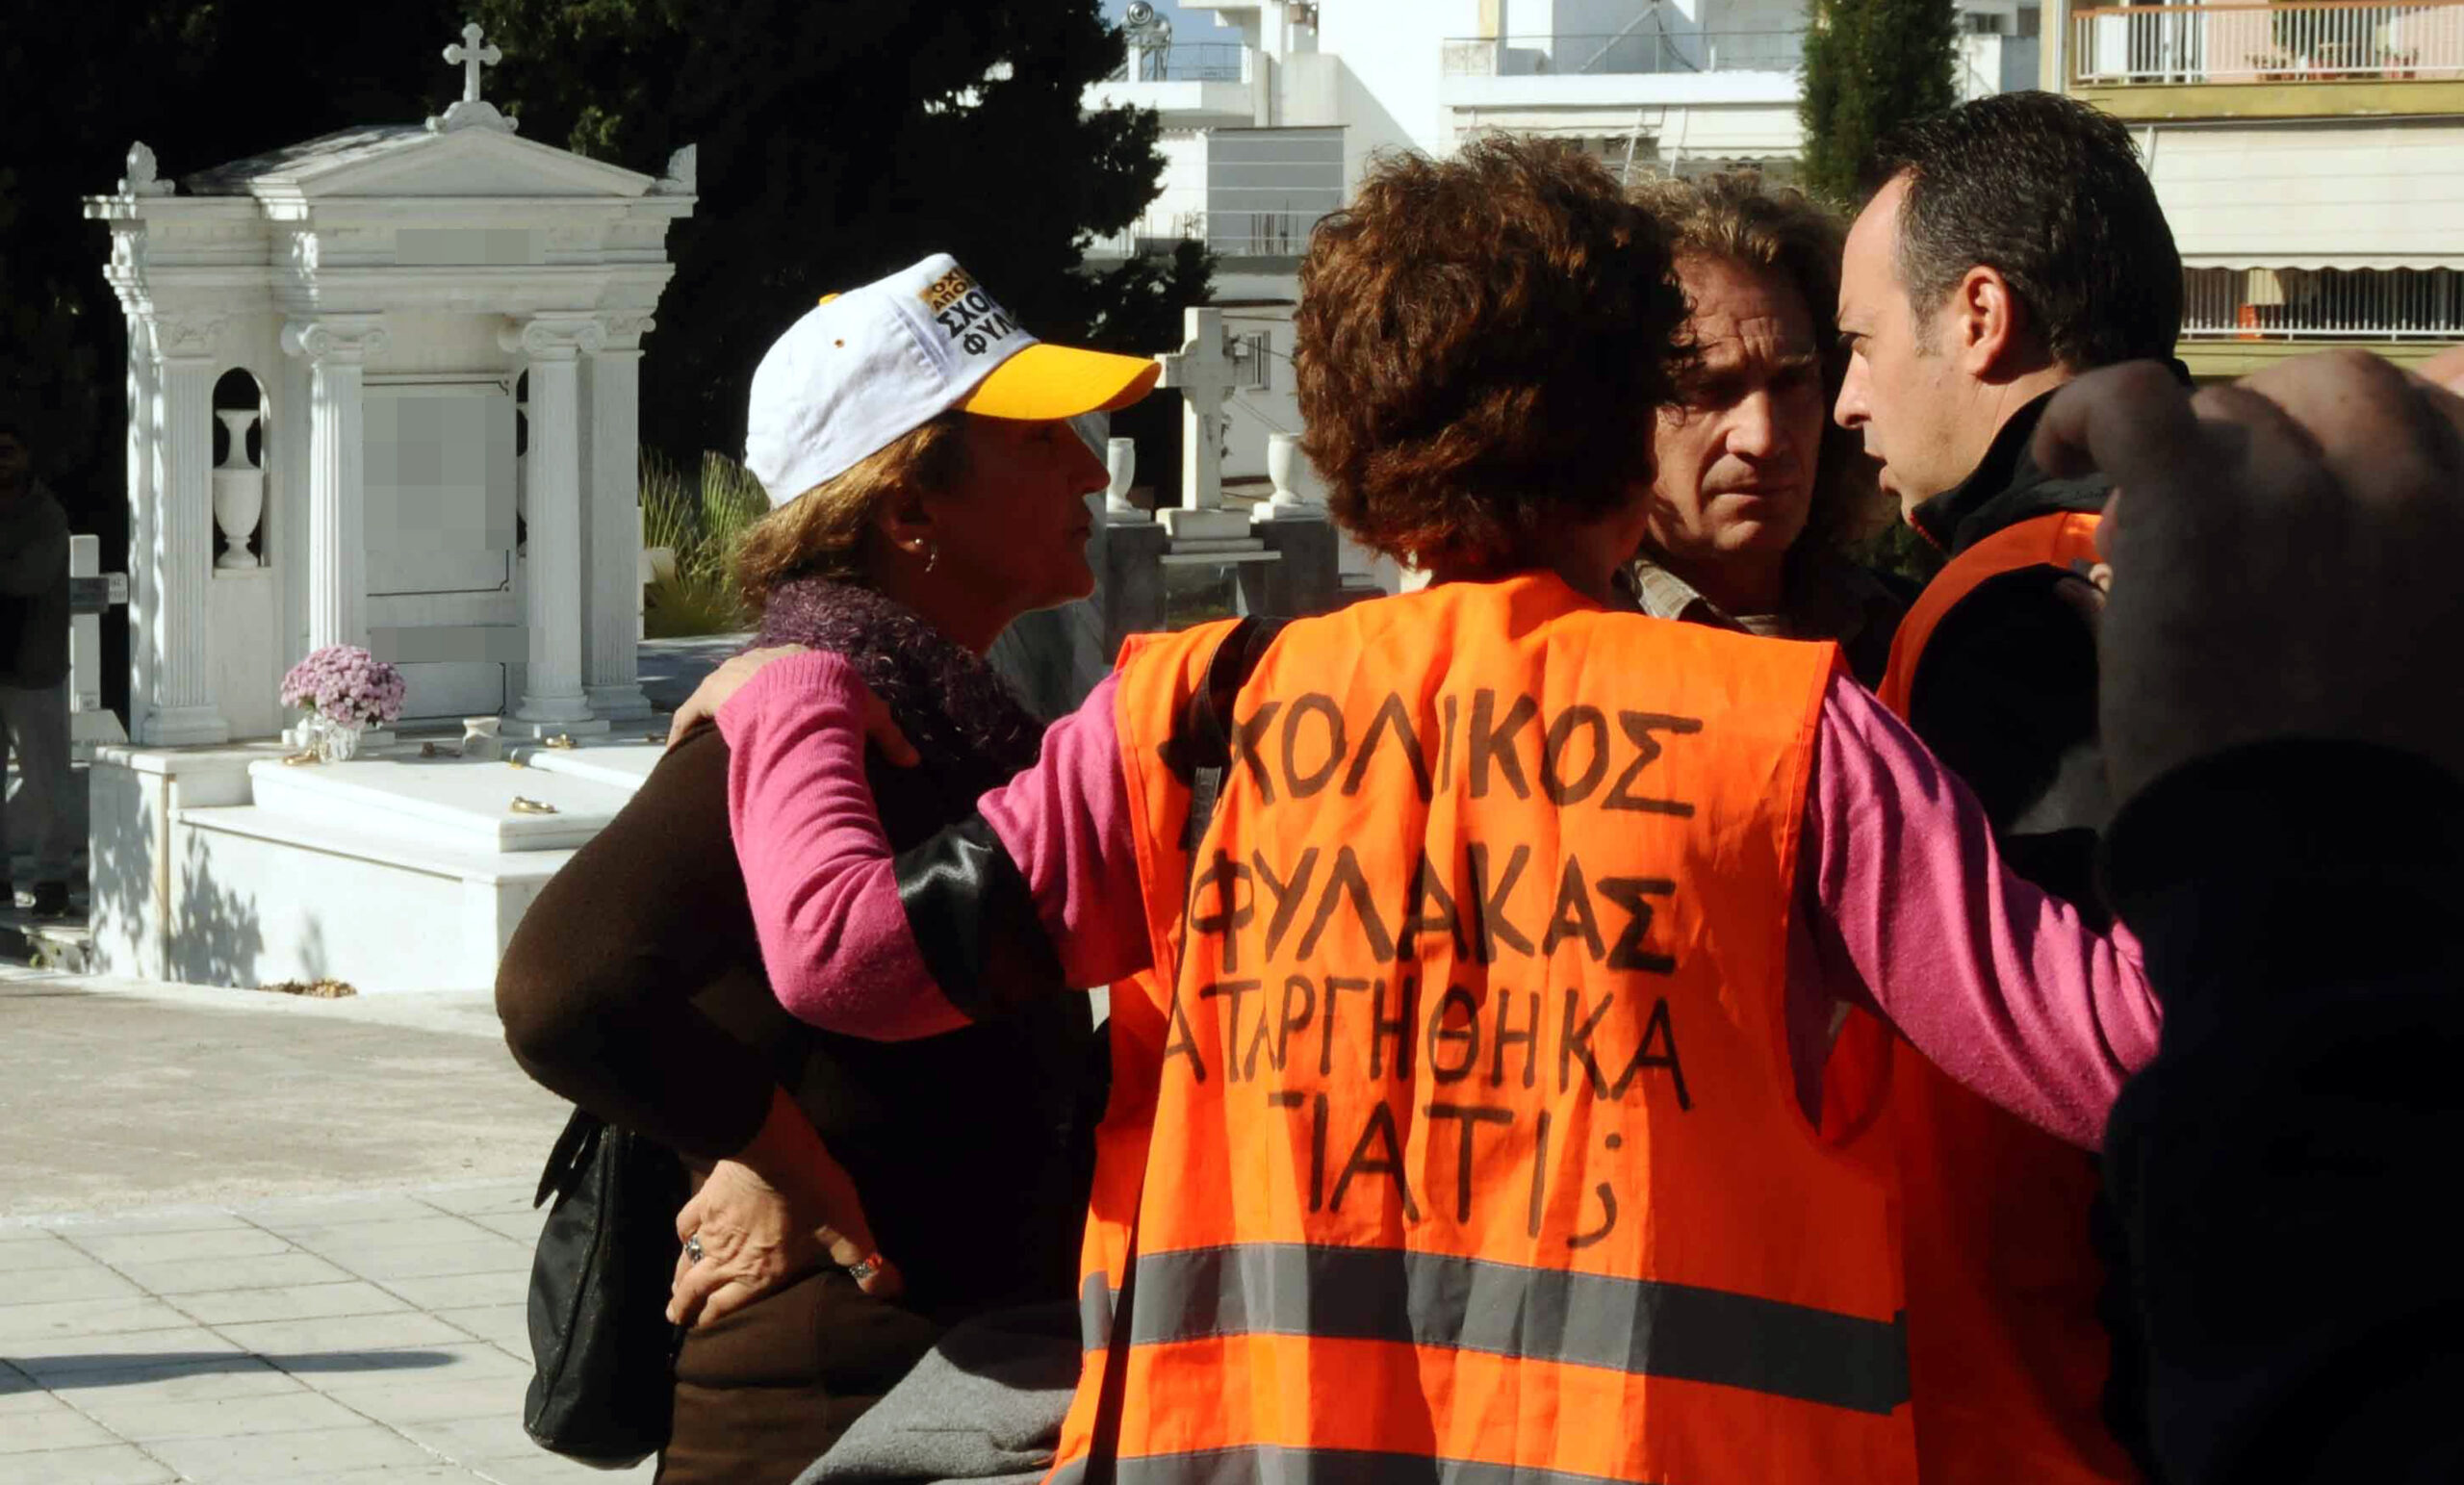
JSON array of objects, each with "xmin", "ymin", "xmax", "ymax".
[{"xmin": 1799, "ymin": 0, "xmax": 1961, "ymax": 207}]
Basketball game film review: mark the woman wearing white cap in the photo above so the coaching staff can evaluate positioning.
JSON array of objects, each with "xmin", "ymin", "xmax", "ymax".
[{"xmin": 497, "ymin": 254, "xmax": 1160, "ymax": 1482}]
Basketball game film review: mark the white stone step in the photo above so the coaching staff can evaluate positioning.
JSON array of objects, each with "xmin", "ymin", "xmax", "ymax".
[
  {"xmin": 245, "ymin": 753, "xmax": 642, "ymax": 854},
  {"xmin": 160, "ymin": 804, "xmax": 580, "ymax": 993},
  {"xmin": 176, "ymin": 802, "xmax": 578, "ymax": 886},
  {"xmin": 518, "ymin": 741, "xmax": 667, "ymax": 792}
]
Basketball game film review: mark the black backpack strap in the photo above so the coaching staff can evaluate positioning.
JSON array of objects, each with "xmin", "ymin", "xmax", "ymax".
[
  {"xmin": 1084, "ymin": 615, "xmax": 1288, "ymax": 1485},
  {"xmin": 1178, "ymin": 615, "xmax": 1290, "ymax": 879}
]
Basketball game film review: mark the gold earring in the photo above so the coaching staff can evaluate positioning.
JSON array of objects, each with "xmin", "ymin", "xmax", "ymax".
[{"xmin": 926, "ymin": 543, "xmax": 939, "ymax": 575}]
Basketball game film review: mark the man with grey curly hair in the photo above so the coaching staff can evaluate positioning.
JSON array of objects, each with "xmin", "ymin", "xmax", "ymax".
[{"xmin": 1622, "ymin": 171, "xmax": 1907, "ymax": 686}]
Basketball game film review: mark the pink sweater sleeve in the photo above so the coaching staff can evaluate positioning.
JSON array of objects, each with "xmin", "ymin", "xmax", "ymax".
[
  {"xmin": 716, "ymin": 654, "xmax": 1150, "ymax": 1037},
  {"xmin": 1799, "ymin": 670, "xmax": 2161, "ymax": 1149},
  {"xmin": 973, "ymin": 674, "xmax": 1155, "ymax": 988},
  {"xmin": 716, "ymin": 653, "xmax": 966, "ymax": 1039}
]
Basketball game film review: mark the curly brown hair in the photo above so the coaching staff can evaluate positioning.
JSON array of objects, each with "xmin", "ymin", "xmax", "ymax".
[
  {"xmin": 1294, "ymin": 137, "xmax": 1691, "ymax": 569},
  {"xmin": 731, "ymin": 411, "xmax": 971, "ymax": 620},
  {"xmin": 1628, "ymin": 170, "xmax": 1887, "ymax": 559}
]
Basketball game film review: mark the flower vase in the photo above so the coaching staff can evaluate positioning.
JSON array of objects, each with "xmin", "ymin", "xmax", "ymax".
[{"xmin": 307, "ymin": 713, "xmax": 363, "ymax": 763}]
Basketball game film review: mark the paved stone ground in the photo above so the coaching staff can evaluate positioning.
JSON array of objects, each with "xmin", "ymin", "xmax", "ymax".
[
  {"xmin": 2, "ymin": 1182, "xmax": 648, "ymax": 1483},
  {"xmin": 1, "ymin": 969, "xmax": 653, "ymax": 1482}
]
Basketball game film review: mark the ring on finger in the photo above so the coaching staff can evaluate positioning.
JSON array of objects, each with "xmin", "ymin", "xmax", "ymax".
[
  {"xmin": 847, "ymin": 1251, "xmax": 885, "ymax": 1284},
  {"xmin": 684, "ymin": 1235, "xmax": 705, "ymax": 1264}
]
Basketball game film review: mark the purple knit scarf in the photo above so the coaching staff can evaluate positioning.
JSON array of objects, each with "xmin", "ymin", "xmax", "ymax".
[{"xmin": 752, "ymin": 578, "xmax": 1045, "ymax": 803}]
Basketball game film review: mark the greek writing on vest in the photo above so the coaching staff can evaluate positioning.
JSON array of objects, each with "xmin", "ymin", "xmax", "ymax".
[
  {"xmin": 1841, "ymin": 507, "xmax": 2138, "ymax": 1484},
  {"xmin": 1053, "ymin": 575, "xmax": 1916, "ymax": 1485}
]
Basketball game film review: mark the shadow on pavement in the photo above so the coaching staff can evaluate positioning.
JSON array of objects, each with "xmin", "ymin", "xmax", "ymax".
[{"xmin": 7, "ymin": 1348, "xmax": 462, "ymax": 1390}]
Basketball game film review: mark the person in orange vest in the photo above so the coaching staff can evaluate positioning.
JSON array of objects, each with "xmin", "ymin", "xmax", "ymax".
[
  {"xmin": 677, "ymin": 138, "xmax": 2161, "ymax": 1484},
  {"xmin": 1830, "ymin": 92, "xmax": 2187, "ymax": 1482}
]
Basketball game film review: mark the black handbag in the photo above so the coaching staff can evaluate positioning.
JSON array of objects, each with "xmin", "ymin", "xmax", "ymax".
[{"xmin": 523, "ymin": 1106, "xmax": 691, "ymax": 1468}]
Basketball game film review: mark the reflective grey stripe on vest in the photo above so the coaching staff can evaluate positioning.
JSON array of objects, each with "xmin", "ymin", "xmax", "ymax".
[
  {"xmin": 1052, "ymin": 1444, "xmax": 1666, "ymax": 1485},
  {"xmin": 1077, "ymin": 1242, "xmax": 1907, "ymax": 1417}
]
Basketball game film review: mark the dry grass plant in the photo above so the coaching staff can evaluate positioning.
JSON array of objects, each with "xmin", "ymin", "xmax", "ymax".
[{"xmin": 641, "ymin": 448, "xmax": 769, "ymax": 637}]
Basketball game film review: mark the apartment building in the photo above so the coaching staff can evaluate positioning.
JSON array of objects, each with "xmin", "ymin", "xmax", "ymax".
[
  {"xmin": 1085, "ymin": 0, "xmax": 2031, "ymax": 541},
  {"xmin": 2051, "ymin": 0, "xmax": 2464, "ymax": 377}
]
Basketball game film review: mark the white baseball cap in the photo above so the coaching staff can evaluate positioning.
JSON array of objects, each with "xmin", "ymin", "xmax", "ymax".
[{"xmin": 744, "ymin": 253, "xmax": 1162, "ymax": 508}]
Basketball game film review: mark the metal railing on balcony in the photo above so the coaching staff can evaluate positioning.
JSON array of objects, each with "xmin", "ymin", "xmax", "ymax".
[
  {"xmin": 2181, "ymin": 267, "xmax": 2464, "ymax": 339},
  {"xmin": 1083, "ymin": 209, "xmax": 1333, "ymax": 260},
  {"xmin": 1108, "ymin": 42, "xmax": 1248, "ymax": 83},
  {"xmin": 1199, "ymin": 211, "xmax": 1327, "ymax": 256},
  {"xmin": 2072, "ymin": 0, "xmax": 2464, "ymax": 85},
  {"xmin": 1442, "ymin": 29, "xmax": 1808, "ymax": 76}
]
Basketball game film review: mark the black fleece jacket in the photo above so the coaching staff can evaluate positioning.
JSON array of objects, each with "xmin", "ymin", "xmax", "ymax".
[
  {"xmin": 1905, "ymin": 389, "xmax": 2114, "ymax": 916},
  {"xmin": 2100, "ymin": 741, "xmax": 2464, "ymax": 1484}
]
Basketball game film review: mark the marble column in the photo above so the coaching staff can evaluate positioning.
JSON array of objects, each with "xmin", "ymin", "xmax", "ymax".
[
  {"xmin": 502, "ymin": 315, "xmax": 604, "ymax": 731},
  {"xmin": 124, "ymin": 310, "xmax": 160, "ymax": 741},
  {"xmin": 582, "ymin": 316, "xmax": 653, "ymax": 720},
  {"xmin": 282, "ymin": 317, "xmax": 389, "ymax": 657},
  {"xmin": 139, "ymin": 312, "xmax": 230, "ymax": 746}
]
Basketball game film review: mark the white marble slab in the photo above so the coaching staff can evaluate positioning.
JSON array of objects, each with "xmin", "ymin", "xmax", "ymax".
[{"xmin": 244, "ymin": 754, "xmax": 637, "ymax": 854}]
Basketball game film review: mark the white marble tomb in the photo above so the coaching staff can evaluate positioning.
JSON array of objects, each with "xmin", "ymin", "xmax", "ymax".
[
  {"xmin": 78, "ymin": 29, "xmax": 699, "ymax": 993},
  {"xmin": 85, "ymin": 34, "xmax": 695, "ymax": 744}
]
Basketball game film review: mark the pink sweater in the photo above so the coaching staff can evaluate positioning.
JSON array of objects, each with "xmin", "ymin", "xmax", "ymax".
[{"xmin": 719, "ymin": 653, "xmax": 2158, "ymax": 1150}]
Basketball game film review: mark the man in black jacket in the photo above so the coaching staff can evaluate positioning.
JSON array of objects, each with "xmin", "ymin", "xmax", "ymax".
[
  {"xmin": 2055, "ymin": 344, "xmax": 2464, "ymax": 1484},
  {"xmin": 1835, "ymin": 91, "xmax": 2184, "ymax": 907},
  {"xmin": 1829, "ymin": 91, "xmax": 2186, "ymax": 1479}
]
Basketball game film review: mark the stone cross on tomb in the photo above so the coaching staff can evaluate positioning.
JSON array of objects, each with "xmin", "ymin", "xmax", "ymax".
[
  {"xmin": 446, "ymin": 23, "xmax": 500, "ymax": 103},
  {"xmin": 67, "ymin": 535, "xmax": 130, "ymax": 757},
  {"xmin": 1154, "ymin": 306, "xmax": 1252, "ymax": 544},
  {"xmin": 428, "ymin": 23, "xmax": 517, "ymax": 134}
]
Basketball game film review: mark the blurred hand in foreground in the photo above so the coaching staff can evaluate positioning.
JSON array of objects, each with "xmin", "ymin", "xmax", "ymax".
[{"xmin": 2037, "ymin": 346, "xmax": 2464, "ymax": 804}]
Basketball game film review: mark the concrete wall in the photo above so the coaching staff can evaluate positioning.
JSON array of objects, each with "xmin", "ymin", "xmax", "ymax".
[{"xmin": 1316, "ymin": 0, "xmax": 1481, "ymax": 188}]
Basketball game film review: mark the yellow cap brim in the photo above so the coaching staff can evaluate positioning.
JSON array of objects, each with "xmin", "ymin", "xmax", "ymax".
[{"xmin": 959, "ymin": 342, "xmax": 1162, "ymax": 420}]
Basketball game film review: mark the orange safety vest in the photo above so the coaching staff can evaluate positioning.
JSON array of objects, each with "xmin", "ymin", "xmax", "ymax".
[
  {"xmin": 1840, "ymin": 508, "xmax": 2138, "ymax": 1484},
  {"xmin": 1051, "ymin": 574, "xmax": 1916, "ymax": 1485},
  {"xmin": 1875, "ymin": 511, "xmax": 2103, "ymax": 719}
]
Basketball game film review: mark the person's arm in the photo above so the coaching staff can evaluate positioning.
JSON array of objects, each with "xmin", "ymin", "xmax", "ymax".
[
  {"xmin": 714, "ymin": 652, "xmax": 1152, "ymax": 1037},
  {"xmin": 496, "ymin": 730, "xmax": 777, "ymax": 1159},
  {"xmin": 1802, "ymin": 671, "xmax": 2159, "ymax": 1149},
  {"xmin": 496, "ymin": 730, "xmax": 896, "ymax": 1314}
]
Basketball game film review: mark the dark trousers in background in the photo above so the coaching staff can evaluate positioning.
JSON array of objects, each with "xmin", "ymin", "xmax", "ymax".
[{"xmin": 0, "ymin": 680, "xmax": 76, "ymax": 886}]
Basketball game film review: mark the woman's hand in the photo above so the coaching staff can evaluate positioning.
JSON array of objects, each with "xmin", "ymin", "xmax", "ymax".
[
  {"xmin": 668, "ymin": 1159, "xmax": 825, "ymax": 1327},
  {"xmin": 666, "ymin": 645, "xmax": 920, "ymax": 767},
  {"xmin": 669, "ymin": 1088, "xmax": 905, "ymax": 1328},
  {"xmin": 667, "ymin": 646, "xmax": 810, "ymax": 748}
]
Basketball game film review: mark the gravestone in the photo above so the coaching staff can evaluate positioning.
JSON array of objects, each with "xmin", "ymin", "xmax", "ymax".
[
  {"xmin": 1098, "ymin": 308, "xmax": 1342, "ymax": 648},
  {"xmin": 67, "ymin": 536, "xmax": 130, "ymax": 759}
]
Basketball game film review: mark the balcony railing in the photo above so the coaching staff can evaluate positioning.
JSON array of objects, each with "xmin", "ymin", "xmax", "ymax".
[
  {"xmin": 1108, "ymin": 42, "xmax": 1248, "ymax": 83},
  {"xmin": 1442, "ymin": 30, "xmax": 1808, "ymax": 76},
  {"xmin": 1084, "ymin": 210, "xmax": 1333, "ymax": 260},
  {"xmin": 2072, "ymin": 0, "xmax": 2464, "ymax": 85},
  {"xmin": 2182, "ymin": 267, "xmax": 2464, "ymax": 340},
  {"xmin": 1200, "ymin": 210, "xmax": 1327, "ymax": 256}
]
